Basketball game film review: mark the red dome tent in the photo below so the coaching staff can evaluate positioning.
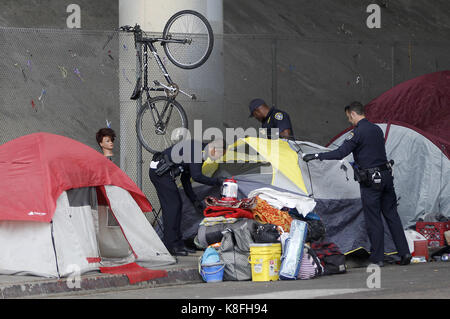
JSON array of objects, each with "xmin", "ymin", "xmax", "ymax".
[
  {"xmin": 0, "ymin": 132, "xmax": 152, "ymax": 222},
  {"xmin": 327, "ymin": 71, "xmax": 450, "ymax": 227},
  {"xmin": 0, "ymin": 133, "xmax": 175, "ymax": 277}
]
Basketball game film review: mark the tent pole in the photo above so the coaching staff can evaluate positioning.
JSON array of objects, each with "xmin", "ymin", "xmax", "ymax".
[{"xmin": 290, "ymin": 140, "xmax": 315, "ymax": 198}]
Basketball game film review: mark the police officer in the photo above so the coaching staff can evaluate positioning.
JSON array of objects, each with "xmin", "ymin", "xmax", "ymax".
[
  {"xmin": 248, "ymin": 98, "xmax": 293, "ymax": 139},
  {"xmin": 303, "ymin": 101, "xmax": 411, "ymax": 267},
  {"xmin": 149, "ymin": 139, "xmax": 227, "ymax": 257}
]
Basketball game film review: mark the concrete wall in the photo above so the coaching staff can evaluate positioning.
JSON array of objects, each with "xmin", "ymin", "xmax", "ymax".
[
  {"xmin": 0, "ymin": 0, "xmax": 119, "ymax": 152},
  {"xmin": 0, "ymin": 0, "xmax": 118, "ymax": 30},
  {"xmin": 0, "ymin": 1, "xmax": 449, "ymax": 210},
  {"xmin": 222, "ymin": 0, "xmax": 450, "ymax": 145}
]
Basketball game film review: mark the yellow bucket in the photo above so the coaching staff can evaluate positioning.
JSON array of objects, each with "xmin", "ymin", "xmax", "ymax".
[{"xmin": 248, "ymin": 243, "xmax": 282, "ymax": 281}]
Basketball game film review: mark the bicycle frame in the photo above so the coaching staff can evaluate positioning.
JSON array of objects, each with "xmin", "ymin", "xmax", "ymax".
[
  {"xmin": 130, "ymin": 28, "xmax": 176, "ymax": 133},
  {"xmin": 133, "ymin": 26, "xmax": 189, "ymax": 99},
  {"xmin": 143, "ymin": 41, "xmax": 172, "ymax": 95}
]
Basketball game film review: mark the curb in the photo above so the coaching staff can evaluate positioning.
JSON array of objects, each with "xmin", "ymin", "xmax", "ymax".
[{"xmin": 1, "ymin": 267, "xmax": 203, "ymax": 299}]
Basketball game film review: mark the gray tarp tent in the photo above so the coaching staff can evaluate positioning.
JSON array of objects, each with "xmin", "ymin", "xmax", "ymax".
[
  {"xmin": 174, "ymin": 137, "xmax": 397, "ymax": 256},
  {"xmin": 330, "ymin": 123, "xmax": 450, "ymax": 228},
  {"xmin": 328, "ymin": 71, "xmax": 450, "ymax": 227}
]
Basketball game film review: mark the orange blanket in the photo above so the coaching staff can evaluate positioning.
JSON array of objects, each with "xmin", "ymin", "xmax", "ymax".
[{"xmin": 252, "ymin": 196, "xmax": 293, "ymax": 232}]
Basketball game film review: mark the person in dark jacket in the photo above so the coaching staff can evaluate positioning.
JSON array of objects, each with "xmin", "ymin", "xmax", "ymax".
[
  {"xmin": 303, "ymin": 101, "xmax": 411, "ymax": 267},
  {"xmin": 248, "ymin": 98, "xmax": 294, "ymax": 139},
  {"xmin": 149, "ymin": 139, "xmax": 227, "ymax": 256}
]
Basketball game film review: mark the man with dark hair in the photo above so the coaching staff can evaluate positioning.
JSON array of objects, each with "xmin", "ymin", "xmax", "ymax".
[
  {"xmin": 149, "ymin": 139, "xmax": 228, "ymax": 257},
  {"xmin": 248, "ymin": 98, "xmax": 293, "ymax": 139},
  {"xmin": 96, "ymin": 128, "xmax": 116, "ymax": 162},
  {"xmin": 303, "ymin": 101, "xmax": 411, "ymax": 267}
]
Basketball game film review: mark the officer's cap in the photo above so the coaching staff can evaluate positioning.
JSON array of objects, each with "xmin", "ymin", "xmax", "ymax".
[{"xmin": 248, "ymin": 98, "xmax": 266, "ymax": 117}]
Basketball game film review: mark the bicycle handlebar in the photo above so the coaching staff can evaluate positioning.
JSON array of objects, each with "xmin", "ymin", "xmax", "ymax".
[{"xmin": 119, "ymin": 24, "xmax": 142, "ymax": 33}]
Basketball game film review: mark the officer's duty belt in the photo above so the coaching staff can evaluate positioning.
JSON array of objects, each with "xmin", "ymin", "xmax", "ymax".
[{"xmin": 364, "ymin": 163, "xmax": 391, "ymax": 175}]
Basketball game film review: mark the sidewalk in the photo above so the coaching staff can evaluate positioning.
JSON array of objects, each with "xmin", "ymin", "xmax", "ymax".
[
  {"xmin": 0, "ymin": 250, "xmax": 427, "ymax": 298},
  {"xmin": 0, "ymin": 252, "xmax": 204, "ymax": 299}
]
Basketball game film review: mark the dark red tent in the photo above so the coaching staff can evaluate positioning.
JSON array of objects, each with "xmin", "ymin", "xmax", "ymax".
[{"xmin": 328, "ymin": 71, "xmax": 450, "ymax": 159}]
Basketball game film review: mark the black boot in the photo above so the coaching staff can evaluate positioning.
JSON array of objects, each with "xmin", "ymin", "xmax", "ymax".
[
  {"xmin": 168, "ymin": 247, "xmax": 188, "ymax": 256},
  {"xmin": 182, "ymin": 245, "xmax": 197, "ymax": 254},
  {"xmin": 398, "ymin": 253, "xmax": 412, "ymax": 265}
]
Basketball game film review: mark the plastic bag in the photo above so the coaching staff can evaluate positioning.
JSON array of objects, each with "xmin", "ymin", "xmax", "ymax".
[{"xmin": 279, "ymin": 220, "xmax": 308, "ymax": 280}]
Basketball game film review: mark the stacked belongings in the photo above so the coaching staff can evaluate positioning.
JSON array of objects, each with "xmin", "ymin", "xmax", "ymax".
[
  {"xmin": 195, "ymin": 188, "xmax": 346, "ymax": 281},
  {"xmin": 196, "ymin": 195, "xmax": 285, "ymax": 281},
  {"xmin": 195, "ymin": 194, "xmax": 260, "ymax": 281},
  {"xmin": 195, "ymin": 196, "xmax": 256, "ymax": 249}
]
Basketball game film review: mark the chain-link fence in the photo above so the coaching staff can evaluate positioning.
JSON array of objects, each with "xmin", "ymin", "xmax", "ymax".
[
  {"xmin": 0, "ymin": 27, "xmax": 119, "ymax": 148},
  {"xmin": 1, "ymin": 26, "xmax": 449, "ymax": 234}
]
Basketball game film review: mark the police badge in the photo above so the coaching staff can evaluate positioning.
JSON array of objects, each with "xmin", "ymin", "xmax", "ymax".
[
  {"xmin": 274, "ymin": 112, "xmax": 284, "ymax": 120},
  {"xmin": 346, "ymin": 131, "xmax": 355, "ymax": 140}
]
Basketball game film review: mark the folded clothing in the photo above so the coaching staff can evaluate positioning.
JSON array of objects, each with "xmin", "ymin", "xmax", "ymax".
[
  {"xmin": 248, "ymin": 187, "xmax": 316, "ymax": 217},
  {"xmin": 204, "ymin": 196, "xmax": 256, "ymax": 209},
  {"xmin": 203, "ymin": 206, "xmax": 254, "ymax": 219},
  {"xmin": 199, "ymin": 216, "xmax": 239, "ymax": 226}
]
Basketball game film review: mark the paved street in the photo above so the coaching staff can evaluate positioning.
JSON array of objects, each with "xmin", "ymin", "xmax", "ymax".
[{"xmin": 51, "ymin": 261, "xmax": 450, "ymax": 299}]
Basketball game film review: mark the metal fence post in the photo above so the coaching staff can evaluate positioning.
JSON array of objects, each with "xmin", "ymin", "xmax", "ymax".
[{"xmin": 136, "ymin": 42, "xmax": 143, "ymax": 189}]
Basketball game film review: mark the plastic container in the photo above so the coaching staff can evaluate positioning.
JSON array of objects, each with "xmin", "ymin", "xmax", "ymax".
[
  {"xmin": 200, "ymin": 262, "xmax": 225, "ymax": 282},
  {"xmin": 199, "ymin": 247, "xmax": 224, "ymax": 282},
  {"xmin": 404, "ymin": 229, "xmax": 427, "ymax": 255},
  {"xmin": 413, "ymin": 240, "xmax": 429, "ymax": 261},
  {"xmin": 416, "ymin": 221, "xmax": 450, "ymax": 247},
  {"xmin": 248, "ymin": 243, "xmax": 282, "ymax": 281},
  {"xmin": 221, "ymin": 177, "xmax": 238, "ymax": 201}
]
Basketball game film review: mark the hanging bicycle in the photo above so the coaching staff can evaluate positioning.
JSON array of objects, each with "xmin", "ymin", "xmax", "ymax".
[{"xmin": 120, "ymin": 10, "xmax": 214, "ymax": 154}]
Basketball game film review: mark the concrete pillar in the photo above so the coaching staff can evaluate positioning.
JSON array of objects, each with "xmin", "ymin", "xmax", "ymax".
[{"xmin": 118, "ymin": 0, "xmax": 223, "ymax": 189}]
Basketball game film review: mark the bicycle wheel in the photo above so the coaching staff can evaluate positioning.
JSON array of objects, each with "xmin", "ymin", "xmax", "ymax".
[
  {"xmin": 136, "ymin": 96, "xmax": 188, "ymax": 154},
  {"xmin": 163, "ymin": 10, "xmax": 214, "ymax": 69}
]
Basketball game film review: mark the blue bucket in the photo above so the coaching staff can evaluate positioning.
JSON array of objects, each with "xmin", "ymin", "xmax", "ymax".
[{"xmin": 200, "ymin": 262, "xmax": 225, "ymax": 283}]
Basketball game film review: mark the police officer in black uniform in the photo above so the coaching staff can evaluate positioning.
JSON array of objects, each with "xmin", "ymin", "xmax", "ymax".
[
  {"xmin": 248, "ymin": 98, "xmax": 294, "ymax": 139},
  {"xmin": 149, "ymin": 139, "xmax": 227, "ymax": 257},
  {"xmin": 303, "ymin": 101, "xmax": 411, "ymax": 267}
]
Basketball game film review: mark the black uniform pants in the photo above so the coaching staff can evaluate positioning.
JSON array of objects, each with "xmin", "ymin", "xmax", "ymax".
[
  {"xmin": 360, "ymin": 170, "xmax": 410, "ymax": 263},
  {"xmin": 149, "ymin": 167, "xmax": 183, "ymax": 251}
]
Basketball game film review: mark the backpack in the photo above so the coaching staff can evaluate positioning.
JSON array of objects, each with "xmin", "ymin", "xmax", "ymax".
[
  {"xmin": 219, "ymin": 219, "xmax": 257, "ymax": 281},
  {"xmin": 289, "ymin": 211, "xmax": 326, "ymax": 243},
  {"xmin": 297, "ymin": 247, "xmax": 324, "ymax": 280},
  {"xmin": 252, "ymin": 223, "xmax": 281, "ymax": 243},
  {"xmin": 310, "ymin": 242, "xmax": 346, "ymax": 275}
]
